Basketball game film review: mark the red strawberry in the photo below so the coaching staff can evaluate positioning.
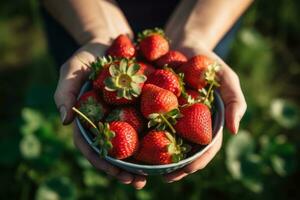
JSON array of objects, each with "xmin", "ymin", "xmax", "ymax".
[
  {"xmin": 146, "ymin": 69, "xmax": 182, "ymax": 97},
  {"xmin": 90, "ymin": 57, "xmax": 114, "ymax": 91},
  {"xmin": 106, "ymin": 107, "xmax": 145, "ymax": 132},
  {"xmin": 135, "ymin": 130, "xmax": 187, "ymax": 164},
  {"xmin": 137, "ymin": 28, "xmax": 169, "ymax": 61},
  {"xmin": 107, "ymin": 34, "xmax": 135, "ymax": 59},
  {"xmin": 178, "ymin": 55, "xmax": 213, "ymax": 90},
  {"xmin": 156, "ymin": 50, "xmax": 187, "ymax": 69},
  {"xmin": 137, "ymin": 62, "xmax": 156, "ymax": 77},
  {"xmin": 72, "ymin": 108, "xmax": 138, "ymax": 160},
  {"xmin": 178, "ymin": 89, "xmax": 201, "ymax": 106},
  {"xmin": 140, "ymin": 84, "xmax": 178, "ymax": 118},
  {"xmin": 76, "ymin": 90, "xmax": 108, "ymax": 126},
  {"xmin": 175, "ymin": 103, "xmax": 212, "ymax": 145},
  {"xmin": 103, "ymin": 58, "xmax": 147, "ymax": 105},
  {"xmin": 108, "ymin": 121, "xmax": 139, "ymax": 159}
]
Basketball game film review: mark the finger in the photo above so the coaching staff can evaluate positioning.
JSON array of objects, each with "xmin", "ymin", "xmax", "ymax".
[
  {"xmin": 218, "ymin": 66, "xmax": 247, "ymax": 134},
  {"xmin": 73, "ymin": 125, "xmax": 120, "ymax": 176},
  {"xmin": 164, "ymin": 133, "xmax": 223, "ymax": 183},
  {"xmin": 164, "ymin": 171, "xmax": 187, "ymax": 183},
  {"xmin": 132, "ymin": 176, "xmax": 147, "ymax": 190},
  {"xmin": 116, "ymin": 171, "xmax": 134, "ymax": 184},
  {"xmin": 54, "ymin": 58, "xmax": 91, "ymax": 124}
]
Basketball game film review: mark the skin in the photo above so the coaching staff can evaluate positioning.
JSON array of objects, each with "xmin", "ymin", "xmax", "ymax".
[{"xmin": 43, "ymin": 0, "xmax": 251, "ymax": 189}]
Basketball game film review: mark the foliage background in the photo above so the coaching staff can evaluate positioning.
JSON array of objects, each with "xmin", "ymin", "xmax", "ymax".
[{"xmin": 0, "ymin": 0, "xmax": 299, "ymax": 199}]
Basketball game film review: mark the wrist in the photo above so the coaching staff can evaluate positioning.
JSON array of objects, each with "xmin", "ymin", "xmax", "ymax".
[
  {"xmin": 172, "ymin": 32, "xmax": 212, "ymax": 57},
  {"xmin": 77, "ymin": 28, "xmax": 112, "ymax": 46},
  {"xmin": 178, "ymin": 30, "xmax": 215, "ymax": 51}
]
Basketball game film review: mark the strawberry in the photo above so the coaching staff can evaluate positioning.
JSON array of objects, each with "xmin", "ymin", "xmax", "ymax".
[
  {"xmin": 140, "ymin": 84, "xmax": 178, "ymax": 118},
  {"xmin": 178, "ymin": 89, "xmax": 201, "ymax": 106},
  {"xmin": 135, "ymin": 130, "xmax": 188, "ymax": 164},
  {"xmin": 137, "ymin": 62, "xmax": 156, "ymax": 77},
  {"xmin": 76, "ymin": 90, "xmax": 108, "ymax": 126},
  {"xmin": 178, "ymin": 55, "xmax": 214, "ymax": 90},
  {"xmin": 137, "ymin": 28, "xmax": 169, "ymax": 61},
  {"xmin": 72, "ymin": 108, "xmax": 139, "ymax": 159},
  {"xmin": 90, "ymin": 57, "xmax": 114, "ymax": 91},
  {"xmin": 103, "ymin": 58, "xmax": 147, "ymax": 105},
  {"xmin": 146, "ymin": 69, "xmax": 182, "ymax": 97},
  {"xmin": 106, "ymin": 107, "xmax": 145, "ymax": 132},
  {"xmin": 107, "ymin": 121, "xmax": 139, "ymax": 159},
  {"xmin": 175, "ymin": 103, "xmax": 212, "ymax": 145},
  {"xmin": 156, "ymin": 50, "xmax": 187, "ymax": 69},
  {"xmin": 107, "ymin": 34, "xmax": 135, "ymax": 59}
]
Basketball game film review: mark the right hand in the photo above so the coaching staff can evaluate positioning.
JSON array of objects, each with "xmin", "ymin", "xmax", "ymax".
[{"xmin": 54, "ymin": 40, "xmax": 147, "ymax": 189}]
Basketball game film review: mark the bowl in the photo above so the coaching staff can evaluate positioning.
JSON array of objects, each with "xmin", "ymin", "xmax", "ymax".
[{"xmin": 75, "ymin": 82, "xmax": 224, "ymax": 175}]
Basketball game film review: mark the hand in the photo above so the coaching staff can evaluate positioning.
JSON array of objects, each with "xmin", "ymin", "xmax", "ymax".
[
  {"xmin": 54, "ymin": 40, "xmax": 146, "ymax": 189},
  {"xmin": 163, "ymin": 44, "xmax": 247, "ymax": 183}
]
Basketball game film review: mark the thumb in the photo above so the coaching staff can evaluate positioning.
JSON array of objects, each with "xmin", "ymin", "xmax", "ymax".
[
  {"xmin": 219, "ymin": 65, "xmax": 247, "ymax": 134},
  {"xmin": 54, "ymin": 58, "xmax": 91, "ymax": 124}
]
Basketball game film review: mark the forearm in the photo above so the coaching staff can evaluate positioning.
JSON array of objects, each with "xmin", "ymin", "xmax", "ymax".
[
  {"xmin": 42, "ymin": 0, "xmax": 132, "ymax": 45},
  {"xmin": 165, "ymin": 0, "xmax": 253, "ymax": 50}
]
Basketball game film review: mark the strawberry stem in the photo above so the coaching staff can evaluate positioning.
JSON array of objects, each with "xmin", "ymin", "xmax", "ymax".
[
  {"xmin": 72, "ymin": 107, "xmax": 97, "ymax": 130},
  {"xmin": 203, "ymin": 82, "xmax": 214, "ymax": 103},
  {"xmin": 160, "ymin": 114, "xmax": 176, "ymax": 134}
]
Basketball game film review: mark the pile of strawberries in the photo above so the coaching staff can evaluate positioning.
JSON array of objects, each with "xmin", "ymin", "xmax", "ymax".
[{"xmin": 73, "ymin": 28, "xmax": 220, "ymax": 165}]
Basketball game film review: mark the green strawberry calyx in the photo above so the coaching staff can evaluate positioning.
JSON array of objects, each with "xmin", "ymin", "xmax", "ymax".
[
  {"xmin": 93, "ymin": 122, "xmax": 115, "ymax": 157},
  {"xmin": 72, "ymin": 107, "xmax": 115, "ymax": 157},
  {"xmin": 105, "ymin": 108, "xmax": 122, "ymax": 122},
  {"xmin": 202, "ymin": 62, "xmax": 221, "ymax": 107},
  {"xmin": 147, "ymin": 109, "xmax": 181, "ymax": 134},
  {"xmin": 104, "ymin": 58, "xmax": 147, "ymax": 100},
  {"xmin": 89, "ymin": 56, "xmax": 114, "ymax": 80},
  {"xmin": 164, "ymin": 131, "xmax": 191, "ymax": 163},
  {"xmin": 137, "ymin": 27, "xmax": 169, "ymax": 42},
  {"xmin": 78, "ymin": 96, "xmax": 105, "ymax": 123},
  {"xmin": 180, "ymin": 61, "xmax": 221, "ymax": 108}
]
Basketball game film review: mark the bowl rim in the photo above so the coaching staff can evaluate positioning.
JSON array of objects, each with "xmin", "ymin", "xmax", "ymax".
[{"xmin": 75, "ymin": 82, "xmax": 224, "ymax": 169}]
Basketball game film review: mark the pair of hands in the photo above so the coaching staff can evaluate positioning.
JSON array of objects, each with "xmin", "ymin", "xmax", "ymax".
[{"xmin": 54, "ymin": 39, "xmax": 247, "ymax": 190}]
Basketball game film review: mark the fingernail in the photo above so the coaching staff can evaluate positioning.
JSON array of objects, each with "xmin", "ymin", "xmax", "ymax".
[
  {"xmin": 234, "ymin": 117, "xmax": 240, "ymax": 134},
  {"xmin": 118, "ymin": 173, "xmax": 133, "ymax": 183},
  {"xmin": 59, "ymin": 106, "xmax": 67, "ymax": 123}
]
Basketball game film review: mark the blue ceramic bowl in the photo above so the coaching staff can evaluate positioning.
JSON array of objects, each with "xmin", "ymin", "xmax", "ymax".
[{"xmin": 75, "ymin": 82, "xmax": 224, "ymax": 175}]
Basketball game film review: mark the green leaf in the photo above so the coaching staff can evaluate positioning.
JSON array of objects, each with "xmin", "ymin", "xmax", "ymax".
[
  {"xmin": 106, "ymin": 109, "xmax": 121, "ymax": 122},
  {"xmin": 104, "ymin": 77, "xmax": 117, "ymax": 91},
  {"xmin": 148, "ymin": 120, "xmax": 158, "ymax": 128},
  {"xmin": 132, "ymin": 74, "xmax": 147, "ymax": 83},
  {"xmin": 226, "ymin": 130, "xmax": 255, "ymax": 179},
  {"xmin": 35, "ymin": 176, "xmax": 76, "ymax": 200},
  {"xmin": 20, "ymin": 135, "xmax": 41, "ymax": 159},
  {"xmin": 119, "ymin": 59, "xmax": 128, "ymax": 73},
  {"xmin": 271, "ymin": 155, "xmax": 287, "ymax": 176},
  {"xmin": 166, "ymin": 109, "xmax": 180, "ymax": 117},
  {"xmin": 127, "ymin": 64, "xmax": 140, "ymax": 76},
  {"xmin": 148, "ymin": 113, "xmax": 160, "ymax": 119},
  {"xmin": 109, "ymin": 64, "xmax": 119, "ymax": 77},
  {"xmin": 130, "ymin": 83, "xmax": 141, "ymax": 96},
  {"xmin": 21, "ymin": 108, "xmax": 44, "ymax": 135},
  {"xmin": 83, "ymin": 170, "xmax": 109, "ymax": 187},
  {"xmin": 270, "ymin": 99, "xmax": 299, "ymax": 128}
]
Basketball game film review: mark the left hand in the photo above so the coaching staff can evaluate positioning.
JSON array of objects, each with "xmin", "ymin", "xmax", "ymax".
[{"xmin": 163, "ymin": 44, "xmax": 247, "ymax": 183}]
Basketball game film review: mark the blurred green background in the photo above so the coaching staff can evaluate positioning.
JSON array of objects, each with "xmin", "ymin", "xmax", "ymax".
[{"xmin": 1, "ymin": 0, "xmax": 300, "ymax": 199}]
